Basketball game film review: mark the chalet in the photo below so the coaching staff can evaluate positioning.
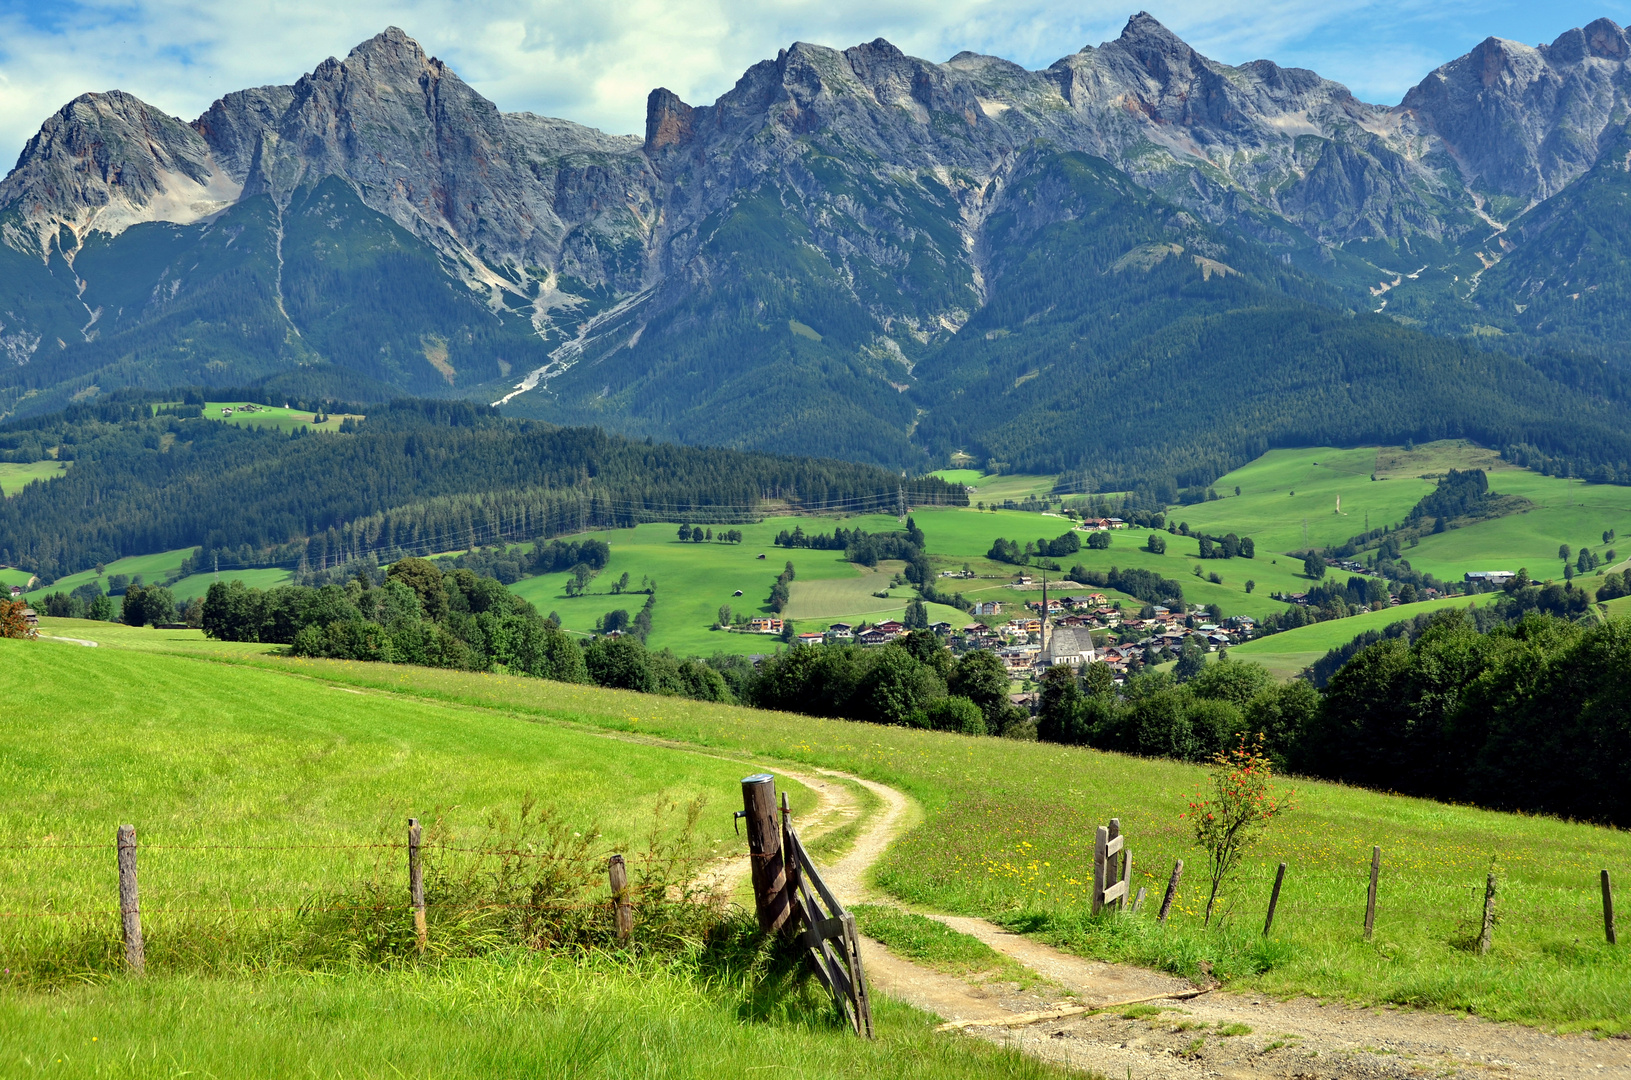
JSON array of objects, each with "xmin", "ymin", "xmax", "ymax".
[
  {"xmin": 22, "ymin": 608, "xmax": 38, "ymax": 628},
  {"xmin": 972, "ymin": 601, "xmax": 1003, "ymax": 617},
  {"xmin": 747, "ymin": 616, "xmax": 784, "ymax": 634},
  {"xmin": 963, "ymin": 622, "xmax": 995, "ymax": 639},
  {"xmin": 8, "ymin": 586, "xmax": 20, "ymax": 598},
  {"xmin": 827, "ymin": 622, "xmax": 854, "ymax": 639},
  {"xmin": 997, "ymin": 647, "xmax": 1037, "ymax": 671},
  {"xmin": 1106, "ymin": 518, "xmax": 1127, "ymax": 529},
  {"xmin": 928, "ymin": 621, "xmax": 954, "ymax": 634},
  {"xmin": 875, "ymin": 620, "xmax": 906, "ymax": 639},
  {"xmin": 857, "ymin": 628, "xmax": 892, "ymax": 646}
]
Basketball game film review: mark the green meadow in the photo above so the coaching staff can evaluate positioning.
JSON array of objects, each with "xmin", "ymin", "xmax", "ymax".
[
  {"xmin": 23, "ymin": 557, "xmax": 292, "ymax": 608},
  {"xmin": 1174, "ymin": 441, "xmax": 1631, "ymax": 585},
  {"xmin": 200, "ymin": 402, "xmax": 363, "ymax": 433},
  {"xmin": 0, "ymin": 639, "xmax": 1071, "ymax": 1080},
  {"xmin": 224, "ymin": 652, "xmax": 1631, "ymax": 1035},
  {"xmin": 22, "ymin": 548, "xmax": 195, "ymax": 604},
  {"xmin": 1227, "ymin": 594, "xmax": 1499, "ymax": 678},
  {"xmin": 0, "ymin": 458, "xmax": 70, "ymax": 497}
]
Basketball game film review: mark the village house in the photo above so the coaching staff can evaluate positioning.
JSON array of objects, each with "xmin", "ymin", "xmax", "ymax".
[
  {"xmin": 796, "ymin": 632, "xmax": 826, "ymax": 646},
  {"xmin": 972, "ymin": 601, "xmax": 1003, "ymax": 617},
  {"xmin": 747, "ymin": 616, "xmax": 784, "ymax": 634},
  {"xmin": 827, "ymin": 622, "xmax": 853, "ymax": 639},
  {"xmin": 857, "ymin": 627, "xmax": 892, "ymax": 646}
]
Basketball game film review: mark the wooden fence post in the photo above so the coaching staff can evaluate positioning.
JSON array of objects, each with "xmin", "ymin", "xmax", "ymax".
[
  {"xmin": 741, "ymin": 774, "xmax": 790, "ymax": 934},
  {"xmin": 1157, "ymin": 860, "xmax": 1183, "ymax": 924},
  {"xmin": 1604, "ymin": 870, "xmax": 1617, "ymax": 946},
  {"xmin": 408, "ymin": 817, "xmax": 426, "ymax": 952},
  {"xmin": 1478, "ymin": 872, "xmax": 1497, "ymax": 955},
  {"xmin": 1107, "ymin": 818, "xmax": 1122, "ymax": 901},
  {"xmin": 608, "ymin": 855, "xmax": 632, "ymax": 942},
  {"xmin": 1364, "ymin": 846, "xmax": 1380, "ymax": 940},
  {"xmin": 1264, "ymin": 862, "xmax": 1287, "ymax": 937},
  {"xmin": 116, "ymin": 824, "xmax": 144, "ymax": 975},
  {"xmin": 1121, "ymin": 849, "xmax": 1133, "ymax": 914},
  {"xmin": 1132, "ymin": 887, "xmax": 1147, "ymax": 913},
  {"xmin": 1092, "ymin": 826, "xmax": 1108, "ymax": 915}
]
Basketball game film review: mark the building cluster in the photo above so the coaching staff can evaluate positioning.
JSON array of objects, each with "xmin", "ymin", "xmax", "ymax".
[{"xmin": 759, "ymin": 590, "xmax": 1253, "ymax": 683}]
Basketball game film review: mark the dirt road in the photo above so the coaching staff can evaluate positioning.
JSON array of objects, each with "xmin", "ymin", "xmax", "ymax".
[{"xmin": 772, "ymin": 766, "xmax": 1631, "ymax": 1079}]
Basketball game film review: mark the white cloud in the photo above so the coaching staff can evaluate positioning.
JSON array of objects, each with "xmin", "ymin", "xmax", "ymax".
[{"xmin": 0, "ymin": 0, "xmax": 1621, "ymax": 167}]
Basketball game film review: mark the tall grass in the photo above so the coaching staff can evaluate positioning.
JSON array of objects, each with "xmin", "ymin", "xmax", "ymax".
[
  {"xmin": 0, "ymin": 951, "xmax": 1073, "ymax": 1079},
  {"xmin": 237, "ymin": 654, "xmax": 1631, "ymax": 1034}
]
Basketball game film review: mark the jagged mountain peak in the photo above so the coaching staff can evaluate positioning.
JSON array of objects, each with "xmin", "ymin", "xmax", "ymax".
[
  {"xmin": 1402, "ymin": 17, "xmax": 1631, "ymax": 200},
  {"xmin": 0, "ymin": 87, "xmax": 238, "ymax": 255}
]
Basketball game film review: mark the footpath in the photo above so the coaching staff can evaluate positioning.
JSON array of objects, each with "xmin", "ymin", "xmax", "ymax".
[{"xmin": 750, "ymin": 766, "xmax": 1631, "ymax": 1080}]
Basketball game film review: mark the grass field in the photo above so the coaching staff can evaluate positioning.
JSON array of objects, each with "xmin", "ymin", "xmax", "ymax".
[
  {"xmin": 929, "ymin": 470, "xmax": 1059, "ymax": 503},
  {"xmin": 1227, "ymin": 595, "xmax": 1499, "ymax": 677},
  {"xmin": 167, "ymin": 567, "xmax": 294, "ymax": 603},
  {"xmin": 0, "ymin": 639, "xmax": 800, "ymax": 925},
  {"xmin": 905, "ymin": 508, "xmax": 1310, "ymax": 619},
  {"xmin": 0, "ymin": 459, "xmax": 70, "ymax": 497},
  {"xmin": 1405, "ymin": 470, "xmax": 1631, "ymax": 582},
  {"xmin": 1171, "ymin": 441, "xmax": 1631, "ymax": 587},
  {"xmin": 200, "ymin": 402, "xmax": 363, "ymax": 433},
  {"xmin": 21, "ymin": 548, "xmax": 196, "ymax": 604},
  {"xmin": 0, "ymin": 640, "xmax": 1079, "ymax": 1079},
  {"xmin": 219, "ymin": 653, "xmax": 1631, "ymax": 1035}
]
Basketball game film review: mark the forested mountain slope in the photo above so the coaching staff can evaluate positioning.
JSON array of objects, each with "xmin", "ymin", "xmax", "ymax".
[
  {"xmin": 0, "ymin": 396, "xmax": 961, "ymax": 581},
  {"xmin": 5, "ymin": 17, "xmax": 1631, "ymax": 484}
]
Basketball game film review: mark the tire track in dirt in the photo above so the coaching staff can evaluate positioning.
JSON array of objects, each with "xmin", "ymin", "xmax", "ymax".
[{"xmin": 780, "ymin": 767, "xmax": 1631, "ymax": 1079}]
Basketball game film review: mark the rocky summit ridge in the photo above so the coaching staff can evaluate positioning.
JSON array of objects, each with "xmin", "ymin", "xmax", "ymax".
[{"xmin": 3, "ymin": 15, "xmax": 1631, "ymax": 472}]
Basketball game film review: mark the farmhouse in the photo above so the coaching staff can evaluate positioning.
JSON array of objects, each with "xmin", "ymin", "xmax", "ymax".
[
  {"xmin": 747, "ymin": 616, "xmax": 784, "ymax": 634},
  {"xmin": 1465, "ymin": 571, "xmax": 1516, "ymax": 585}
]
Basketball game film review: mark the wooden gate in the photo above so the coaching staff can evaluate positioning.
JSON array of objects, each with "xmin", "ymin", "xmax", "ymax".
[{"xmin": 780, "ymin": 792, "xmax": 874, "ymax": 1037}]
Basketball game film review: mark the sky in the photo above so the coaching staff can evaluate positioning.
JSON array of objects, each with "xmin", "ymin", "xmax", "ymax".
[{"xmin": 1, "ymin": 0, "xmax": 1628, "ymax": 165}]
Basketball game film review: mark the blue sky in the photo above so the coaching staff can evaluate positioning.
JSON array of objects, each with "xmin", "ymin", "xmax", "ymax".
[{"xmin": 1, "ymin": 0, "xmax": 1628, "ymax": 165}]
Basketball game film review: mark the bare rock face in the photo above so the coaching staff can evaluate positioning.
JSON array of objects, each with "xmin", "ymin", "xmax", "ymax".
[
  {"xmin": 1402, "ymin": 19, "xmax": 1631, "ymax": 203},
  {"xmin": 0, "ymin": 90, "xmax": 240, "ymax": 256}
]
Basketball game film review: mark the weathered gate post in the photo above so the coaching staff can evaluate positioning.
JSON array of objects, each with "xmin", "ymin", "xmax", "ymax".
[{"xmin": 741, "ymin": 774, "xmax": 790, "ymax": 934}]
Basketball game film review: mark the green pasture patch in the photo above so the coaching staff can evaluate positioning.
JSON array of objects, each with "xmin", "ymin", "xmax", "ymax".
[
  {"xmin": 168, "ymin": 568, "xmax": 294, "ymax": 603},
  {"xmin": 1227, "ymin": 594, "xmax": 1500, "ymax": 677},
  {"xmin": 0, "ymin": 459, "xmax": 70, "ymax": 496},
  {"xmin": 1403, "ymin": 472, "xmax": 1631, "ymax": 582},
  {"xmin": 33, "ymin": 617, "xmax": 274, "ymax": 656},
  {"xmin": 200, "ymin": 402, "xmax": 363, "ymax": 433},
  {"xmin": 1168, "ymin": 446, "xmax": 1434, "ymax": 555},
  {"xmin": 229, "ymin": 654, "xmax": 1631, "ymax": 1034},
  {"xmin": 23, "ymin": 548, "xmax": 196, "ymax": 603}
]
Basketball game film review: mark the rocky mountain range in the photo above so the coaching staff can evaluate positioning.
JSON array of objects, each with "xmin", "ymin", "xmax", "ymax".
[{"xmin": 4, "ymin": 15, "xmax": 1631, "ymax": 482}]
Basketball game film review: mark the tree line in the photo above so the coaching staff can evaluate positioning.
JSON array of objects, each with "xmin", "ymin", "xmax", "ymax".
[{"xmin": 0, "ymin": 391, "xmax": 964, "ymax": 583}]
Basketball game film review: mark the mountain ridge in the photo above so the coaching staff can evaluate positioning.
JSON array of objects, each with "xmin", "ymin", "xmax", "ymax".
[{"xmin": 3, "ymin": 16, "xmax": 1631, "ymax": 486}]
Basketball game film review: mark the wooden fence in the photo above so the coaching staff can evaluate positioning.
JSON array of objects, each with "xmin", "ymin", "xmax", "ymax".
[{"xmin": 738, "ymin": 774, "xmax": 872, "ymax": 1037}]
